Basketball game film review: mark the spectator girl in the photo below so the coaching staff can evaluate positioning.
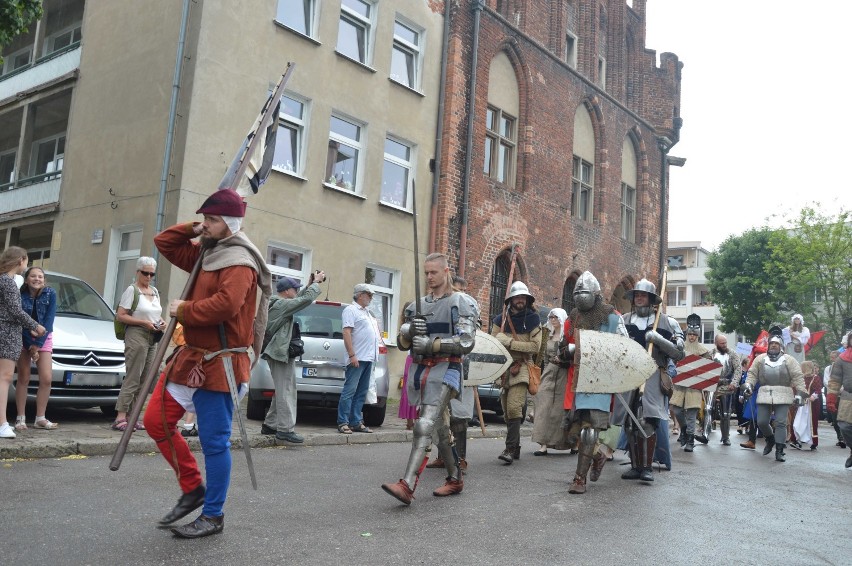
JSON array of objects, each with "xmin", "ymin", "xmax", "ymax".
[{"xmin": 14, "ymin": 266, "xmax": 58, "ymax": 430}]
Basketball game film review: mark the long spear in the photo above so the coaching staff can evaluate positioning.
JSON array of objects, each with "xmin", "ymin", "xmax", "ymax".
[{"xmin": 110, "ymin": 64, "xmax": 295, "ymax": 474}]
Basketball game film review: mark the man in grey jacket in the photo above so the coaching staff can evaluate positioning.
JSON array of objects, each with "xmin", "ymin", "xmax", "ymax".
[{"xmin": 261, "ymin": 272, "xmax": 325, "ymax": 443}]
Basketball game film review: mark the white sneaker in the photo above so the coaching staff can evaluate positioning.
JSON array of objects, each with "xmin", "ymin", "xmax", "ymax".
[{"xmin": 0, "ymin": 422, "xmax": 16, "ymax": 439}]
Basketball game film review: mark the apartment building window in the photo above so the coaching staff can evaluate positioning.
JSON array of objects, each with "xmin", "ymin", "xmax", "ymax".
[
  {"xmin": 621, "ymin": 182, "xmax": 636, "ymax": 242},
  {"xmin": 565, "ymin": 32, "xmax": 577, "ymax": 69},
  {"xmin": 273, "ymin": 94, "xmax": 308, "ymax": 175},
  {"xmin": 484, "ymin": 106, "xmax": 516, "ymax": 185},
  {"xmin": 380, "ymin": 137, "xmax": 412, "ymax": 209},
  {"xmin": 31, "ymin": 135, "xmax": 65, "ymax": 177},
  {"xmin": 702, "ymin": 322, "xmax": 714, "ymax": 345},
  {"xmin": 267, "ymin": 243, "xmax": 310, "ymax": 287},
  {"xmin": 276, "ymin": 0, "xmax": 317, "ymax": 37},
  {"xmin": 365, "ymin": 265, "xmax": 398, "ymax": 341},
  {"xmin": 667, "ymin": 254, "xmax": 684, "ymax": 267},
  {"xmin": 571, "ymin": 156, "xmax": 593, "ymax": 221},
  {"xmin": 325, "ymin": 115, "xmax": 363, "ymax": 192},
  {"xmin": 337, "ymin": 0, "xmax": 374, "ymax": 64},
  {"xmin": 2, "ymin": 46, "xmax": 31, "ymax": 75},
  {"xmin": 666, "ymin": 285, "xmax": 687, "ymax": 307},
  {"xmin": 45, "ymin": 25, "xmax": 82, "ymax": 55},
  {"xmin": 0, "ymin": 150, "xmax": 15, "ymax": 188},
  {"xmin": 390, "ymin": 20, "xmax": 421, "ymax": 89},
  {"xmin": 109, "ymin": 227, "xmax": 143, "ymax": 308}
]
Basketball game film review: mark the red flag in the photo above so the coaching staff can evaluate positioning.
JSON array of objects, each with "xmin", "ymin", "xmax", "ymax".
[
  {"xmin": 805, "ymin": 330, "xmax": 826, "ymax": 353},
  {"xmin": 673, "ymin": 354, "xmax": 724, "ymax": 392}
]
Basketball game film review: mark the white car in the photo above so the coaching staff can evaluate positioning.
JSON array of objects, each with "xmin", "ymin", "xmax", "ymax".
[{"xmin": 13, "ymin": 272, "xmax": 127, "ymax": 416}]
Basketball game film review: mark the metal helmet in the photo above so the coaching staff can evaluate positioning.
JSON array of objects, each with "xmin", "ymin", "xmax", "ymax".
[
  {"xmin": 505, "ymin": 281, "xmax": 535, "ymax": 305},
  {"xmin": 686, "ymin": 314, "xmax": 701, "ymax": 336},
  {"xmin": 767, "ymin": 325, "xmax": 784, "ymax": 361},
  {"xmin": 573, "ymin": 271, "xmax": 601, "ymax": 312},
  {"xmin": 624, "ymin": 278, "xmax": 663, "ymax": 306}
]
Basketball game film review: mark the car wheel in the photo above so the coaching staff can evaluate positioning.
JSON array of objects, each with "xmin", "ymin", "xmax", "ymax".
[
  {"xmin": 362, "ymin": 400, "xmax": 386, "ymax": 427},
  {"xmin": 246, "ymin": 397, "xmax": 269, "ymax": 421},
  {"xmin": 100, "ymin": 405, "xmax": 118, "ymax": 418}
]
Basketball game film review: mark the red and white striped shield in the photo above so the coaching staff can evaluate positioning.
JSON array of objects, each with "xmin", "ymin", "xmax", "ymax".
[{"xmin": 673, "ymin": 354, "xmax": 723, "ymax": 392}]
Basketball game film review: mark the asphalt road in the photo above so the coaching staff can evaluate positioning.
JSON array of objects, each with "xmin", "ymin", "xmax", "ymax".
[{"xmin": 2, "ymin": 428, "xmax": 850, "ymax": 566}]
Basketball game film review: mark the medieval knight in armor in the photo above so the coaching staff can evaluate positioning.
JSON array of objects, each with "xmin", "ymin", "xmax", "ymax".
[
  {"xmin": 382, "ymin": 253, "xmax": 480, "ymax": 504},
  {"xmin": 670, "ymin": 314, "xmax": 709, "ymax": 452},
  {"xmin": 743, "ymin": 326, "xmax": 806, "ymax": 463},
  {"xmin": 557, "ymin": 271, "xmax": 628, "ymax": 494},
  {"xmin": 492, "ymin": 281, "xmax": 542, "ymax": 465},
  {"xmin": 708, "ymin": 334, "xmax": 740, "ymax": 446},
  {"xmin": 619, "ymin": 278, "xmax": 684, "ymax": 482}
]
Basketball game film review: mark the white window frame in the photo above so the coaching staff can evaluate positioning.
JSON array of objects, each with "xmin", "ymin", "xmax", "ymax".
[
  {"xmin": 379, "ymin": 136, "xmax": 414, "ymax": 211},
  {"xmin": 667, "ymin": 285, "xmax": 687, "ymax": 307},
  {"xmin": 571, "ymin": 156, "xmax": 594, "ymax": 221},
  {"xmin": 702, "ymin": 321, "xmax": 714, "ymax": 345},
  {"xmin": 275, "ymin": 0, "xmax": 318, "ymax": 38},
  {"xmin": 2, "ymin": 46, "xmax": 32, "ymax": 75},
  {"xmin": 390, "ymin": 18, "xmax": 423, "ymax": 90},
  {"xmin": 273, "ymin": 93, "xmax": 310, "ymax": 177},
  {"xmin": 621, "ymin": 181, "xmax": 636, "ymax": 242},
  {"xmin": 484, "ymin": 105, "xmax": 516, "ymax": 186},
  {"xmin": 45, "ymin": 24, "xmax": 82, "ymax": 55},
  {"xmin": 0, "ymin": 149, "xmax": 16, "ymax": 187},
  {"xmin": 266, "ymin": 241, "xmax": 312, "ymax": 288},
  {"xmin": 598, "ymin": 56, "xmax": 606, "ymax": 89},
  {"xmin": 104, "ymin": 224, "xmax": 143, "ymax": 308},
  {"xmin": 337, "ymin": 0, "xmax": 376, "ymax": 65},
  {"xmin": 325, "ymin": 113, "xmax": 365, "ymax": 194},
  {"xmin": 30, "ymin": 133, "xmax": 65, "ymax": 177},
  {"xmin": 365, "ymin": 263, "xmax": 400, "ymax": 344},
  {"xmin": 565, "ymin": 31, "xmax": 577, "ymax": 69}
]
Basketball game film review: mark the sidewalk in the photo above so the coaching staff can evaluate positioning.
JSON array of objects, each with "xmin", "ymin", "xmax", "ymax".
[{"xmin": 0, "ymin": 411, "xmax": 530, "ymax": 460}]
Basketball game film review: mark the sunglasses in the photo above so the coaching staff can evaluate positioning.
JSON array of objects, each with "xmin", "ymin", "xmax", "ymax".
[{"xmin": 139, "ymin": 271, "xmax": 156, "ymax": 277}]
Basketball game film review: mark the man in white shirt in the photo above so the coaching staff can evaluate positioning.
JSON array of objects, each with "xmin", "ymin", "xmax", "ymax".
[{"xmin": 337, "ymin": 284, "xmax": 381, "ymax": 434}]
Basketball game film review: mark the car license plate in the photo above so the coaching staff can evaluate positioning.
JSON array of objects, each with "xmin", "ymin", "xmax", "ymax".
[
  {"xmin": 65, "ymin": 372, "xmax": 122, "ymax": 387},
  {"xmin": 302, "ymin": 367, "xmax": 318, "ymax": 377}
]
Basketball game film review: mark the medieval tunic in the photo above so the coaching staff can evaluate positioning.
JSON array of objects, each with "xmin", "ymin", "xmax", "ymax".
[
  {"xmin": 492, "ymin": 308, "xmax": 543, "ymax": 421},
  {"xmin": 531, "ymin": 339, "xmax": 572, "ymax": 450},
  {"xmin": 829, "ymin": 353, "xmax": 852, "ymax": 425}
]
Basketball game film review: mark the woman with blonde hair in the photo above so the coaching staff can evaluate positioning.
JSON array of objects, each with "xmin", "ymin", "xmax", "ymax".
[
  {"xmin": 531, "ymin": 307, "xmax": 571, "ymax": 455},
  {"xmin": 15, "ymin": 266, "xmax": 58, "ymax": 430},
  {"xmin": 0, "ymin": 247, "xmax": 45, "ymax": 439},
  {"xmin": 112, "ymin": 256, "xmax": 165, "ymax": 431}
]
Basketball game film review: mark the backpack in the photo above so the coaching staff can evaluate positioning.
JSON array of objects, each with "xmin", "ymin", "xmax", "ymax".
[{"xmin": 113, "ymin": 286, "xmax": 140, "ymax": 340}]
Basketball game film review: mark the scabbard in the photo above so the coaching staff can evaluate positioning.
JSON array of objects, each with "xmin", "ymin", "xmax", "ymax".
[{"xmin": 220, "ymin": 355, "xmax": 258, "ymax": 490}]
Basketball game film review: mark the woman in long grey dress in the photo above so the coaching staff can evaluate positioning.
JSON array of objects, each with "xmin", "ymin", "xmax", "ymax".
[{"xmin": 532, "ymin": 308, "xmax": 570, "ymax": 455}]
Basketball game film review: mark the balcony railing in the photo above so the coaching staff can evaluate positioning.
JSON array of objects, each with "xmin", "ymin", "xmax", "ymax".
[{"xmin": 0, "ymin": 44, "xmax": 80, "ymax": 101}]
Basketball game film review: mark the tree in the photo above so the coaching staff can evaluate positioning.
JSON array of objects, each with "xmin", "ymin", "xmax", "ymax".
[
  {"xmin": 0, "ymin": 0, "xmax": 42, "ymax": 66},
  {"xmin": 767, "ymin": 204, "xmax": 852, "ymax": 361},
  {"xmin": 706, "ymin": 228, "xmax": 791, "ymax": 341}
]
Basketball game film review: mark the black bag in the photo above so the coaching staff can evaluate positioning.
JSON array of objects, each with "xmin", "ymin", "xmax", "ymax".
[{"xmin": 288, "ymin": 320, "xmax": 305, "ymax": 358}]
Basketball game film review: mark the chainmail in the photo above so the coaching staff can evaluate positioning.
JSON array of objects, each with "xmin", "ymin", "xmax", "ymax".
[
  {"xmin": 684, "ymin": 338, "xmax": 710, "ymax": 357},
  {"xmin": 568, "ymin": 296, "xmax": 615, "ymax": 336}
]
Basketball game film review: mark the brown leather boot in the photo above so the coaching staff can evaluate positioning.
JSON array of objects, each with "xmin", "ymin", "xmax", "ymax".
[
  {"xmin": 740, "ymin": 440, "xmax": 755, "ymax": 449},
  {"xmin": 589, "ymin": 452, "xmax": 606, "ymax": 482},
  {"xmin": 425, "ymin": 457, "xmax": 445, "ymax": 469},
  {"xmin": 459, "ymin": 458, "xmax": 468, "ymax": 472},
  {"xmin": 432, "ymin": 478, "xmax": 463, "ymax": 497},
  {"xmin": 568, "ymin": 474, "xmax": 587, "ymax": 494},
  {"xmin": 381, "ymin": 479, "xmax": 415, "ymax": 505}
]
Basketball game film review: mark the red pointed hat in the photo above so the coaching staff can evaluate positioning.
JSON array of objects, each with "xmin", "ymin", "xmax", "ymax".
[{"xmin": 196, "ymin": 189, "xmax": 246, "ymax": 217}]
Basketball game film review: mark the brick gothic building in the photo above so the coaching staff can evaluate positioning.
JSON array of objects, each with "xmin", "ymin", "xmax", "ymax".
[{"xmin": 431, "ymin": 0, "xmax": 682, "ymax": 324}]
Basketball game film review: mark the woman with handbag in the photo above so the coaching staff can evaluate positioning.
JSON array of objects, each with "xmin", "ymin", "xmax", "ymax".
[
  {"xmin": 112, "ymin": 257, "xmax": 165, "ymax": 432},
  {"xmin": 14, "ymin": 267, "xmax": 58, "ymax": 430}
]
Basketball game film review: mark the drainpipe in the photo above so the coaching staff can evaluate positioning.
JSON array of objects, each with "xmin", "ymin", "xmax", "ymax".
[
  {"xmin": 428, "ymin": 0, "xmax": 452, "ymax": 254},
  {"xmin": 153, "ymin": 0, "xmax": 191, "ymax": 262},
  {"xmin": 657, "ymin": 136, "xmax": 671, "ymax": 274},
  {"xmin": 458, "ymin": 0, "xmax": 484, "ymax": 278}
]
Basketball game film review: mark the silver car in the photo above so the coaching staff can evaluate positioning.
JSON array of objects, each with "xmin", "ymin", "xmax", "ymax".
[
  {"xmin": 13, "ymin": 271, "xmax": 127, "ymax": 416},
  {"xmin": 247, "ymin": 300, "xmax": 389, "ymax": 427}
]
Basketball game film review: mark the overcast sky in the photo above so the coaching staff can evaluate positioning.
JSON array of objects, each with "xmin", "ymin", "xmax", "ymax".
[{"xmin": 644, "ymin": 1, "xmax": 850, "ymax": 252}]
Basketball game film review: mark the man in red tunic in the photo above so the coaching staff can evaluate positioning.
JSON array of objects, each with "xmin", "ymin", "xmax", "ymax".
[{"xmin": 144, "ymin": 189, "xmax": 271, "ymax": 538}]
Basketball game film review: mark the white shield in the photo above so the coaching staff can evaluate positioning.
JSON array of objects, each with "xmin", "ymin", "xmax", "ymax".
[
  {"xmin": 463, "ymin": 330, "xmax": 513, "ymax": 386},
  {"xmin": 574, "ymin": 330, "xmax": 658, "ymax": 393}
]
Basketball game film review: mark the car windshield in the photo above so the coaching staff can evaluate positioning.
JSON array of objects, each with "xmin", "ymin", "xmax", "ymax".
[
  {"xmin": 295, "ymin": 303, "xmax": 345, "ymax": 339},
  {"xmin": 49, "ymin": 274, "xmax": 115, "ymax": 321}
]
